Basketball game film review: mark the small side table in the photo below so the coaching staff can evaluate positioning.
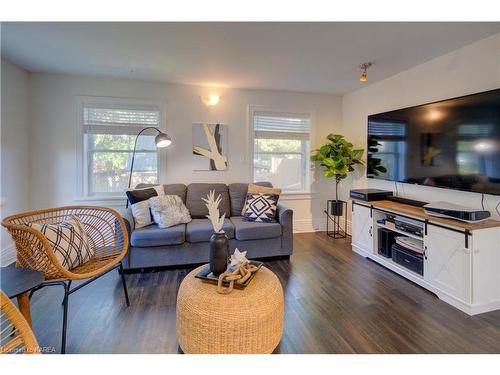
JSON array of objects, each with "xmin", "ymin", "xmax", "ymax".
[{"xmin": 0, "ymin": 266, "xmax": 45, "ymax": 327}]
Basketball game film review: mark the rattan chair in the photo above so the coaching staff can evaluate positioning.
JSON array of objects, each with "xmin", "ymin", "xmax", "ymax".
[
  {"xmin": 1, "ymin": 291, "xmax": 40, "ymax": 354},
  {"xmin": 2, "ymin": 206, "xmax": 130, "ymax": 354}
]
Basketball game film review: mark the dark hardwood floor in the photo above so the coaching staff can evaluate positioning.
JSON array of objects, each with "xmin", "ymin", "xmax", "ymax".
[{"xmin": 25, "ymin": 232, "xmax": 500, "ymax": 354}]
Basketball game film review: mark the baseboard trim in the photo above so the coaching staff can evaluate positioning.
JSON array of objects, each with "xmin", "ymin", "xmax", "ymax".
[
  {"xmin": 293, "ymin": 219, "xmax": 317, "ymax": 233},
  {"xmin": 1, "ymin": 243, "xmax": 16, "ymax": 266},
  {"xmin": 293, "ymin": 218, "xmax": 352, "ymax": 234}
]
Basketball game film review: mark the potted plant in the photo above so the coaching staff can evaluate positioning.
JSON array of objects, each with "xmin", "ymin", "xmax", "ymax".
[{"xmin": 311, "ymin": 134, "xmax": 364, "ymax": 216}]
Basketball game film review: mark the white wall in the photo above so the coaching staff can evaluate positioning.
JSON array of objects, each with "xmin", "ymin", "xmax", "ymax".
[
  {"xmin": 341, "ymin": 32, "xmax": 500, "ymax": 223},
  {"xmin": 28, "ymin": 73, "xmax": 342, "ymax": 230},
  {"xmin": 1, "ymin": 59, "xmax": 31, "ymax": 265}
]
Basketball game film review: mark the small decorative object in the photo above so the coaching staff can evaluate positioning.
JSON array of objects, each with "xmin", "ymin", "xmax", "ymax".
[
  {"xmin": 194, "ymin": 259, "xmax": 263, "ymax": 290},
  {"xmin": 311, "ymin": 134, "xmax": 364, "ymax": 238},
  {"xmin": 216, "ymin": 261, "xmax": 260, "ymax": 294},
  {"xmin": 229, "ymin": 248, "xmax": 248, "ymax": 267},
  {"xmin": 192, "ymin": 123, "xmax": 227, "ymax": 171},
  {"xmin": 203, "ymin": 190, "xmax": 229, "ymax": 276}
]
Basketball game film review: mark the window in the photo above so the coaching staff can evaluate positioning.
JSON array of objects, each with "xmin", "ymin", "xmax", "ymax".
[
  {"xmin": 251, "ymin": 111, "xmax": 311, "ymax": 192},
  {"xmin": 82, "ymin": 102, "xmax": 162, "ymax": 197}
]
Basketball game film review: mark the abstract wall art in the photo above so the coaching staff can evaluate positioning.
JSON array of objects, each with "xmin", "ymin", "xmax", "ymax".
[{"xmin": 192, "ymin": 123, "xmax": 228, "ymax": 171}]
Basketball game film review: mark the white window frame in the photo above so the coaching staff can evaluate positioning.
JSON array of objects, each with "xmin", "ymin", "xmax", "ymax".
[
  {"xmin": 76, "ymin": 96, "xmax": 167, "ymax": 200},
  {"xmin": 248, "ymin": 106, "xmax": 313, "ymax": 194}
]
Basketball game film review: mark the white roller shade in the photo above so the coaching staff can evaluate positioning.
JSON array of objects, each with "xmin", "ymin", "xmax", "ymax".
[
  {"xmin": 253, "ymin": 112, "xmax": 311, "ymax": 140},
  {"xmin": 83, "ymin": 106, "xmax": 160, "ymax": 135}
]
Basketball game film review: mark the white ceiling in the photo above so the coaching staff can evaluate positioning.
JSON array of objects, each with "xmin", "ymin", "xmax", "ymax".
[{"xmin": 2, "ymin": 22, "xmax": 500, "ymax": 95}]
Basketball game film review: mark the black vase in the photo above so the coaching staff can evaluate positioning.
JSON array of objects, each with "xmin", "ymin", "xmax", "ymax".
[
  {"xmin": 329, "ymin": 200, "xmax": 344, "ymax": 216},
  {"xmin": 209, "ymin": 232, "xmax": 229, "ymax": 276}
]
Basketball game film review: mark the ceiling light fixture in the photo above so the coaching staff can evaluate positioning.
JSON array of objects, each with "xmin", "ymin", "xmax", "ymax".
[
  {"xmin": 359, "ymin": 62, "xmax": 373, "ymax": 82},
  {"xmin": 200, "ymin": 94, "xmax": 221, "ymax": 107}
]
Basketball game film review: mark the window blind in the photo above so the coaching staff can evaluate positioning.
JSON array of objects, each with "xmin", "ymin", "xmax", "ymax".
[
  {"xmin": 83, "ymin": 106, "xmax": 160, "ymax": 135},
  {"xmin": 253, "ymin": 112, "xmax": 311, "ymax": 140}
]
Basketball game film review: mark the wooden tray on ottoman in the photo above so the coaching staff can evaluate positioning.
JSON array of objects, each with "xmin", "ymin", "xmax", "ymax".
[{"xmin": 195, "ymin": 261, "xmax": 263, "ymax": 289}]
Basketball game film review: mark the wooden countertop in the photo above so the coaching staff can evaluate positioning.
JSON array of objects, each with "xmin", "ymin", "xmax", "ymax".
[{"xmin": 352, "ymin": 199, "xmax": 500, "ymax": 231}]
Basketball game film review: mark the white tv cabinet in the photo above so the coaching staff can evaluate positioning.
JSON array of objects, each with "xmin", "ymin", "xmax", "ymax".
[{"xmin": 351, "ymin": 199, "xmax": 500, "ymax": 315}]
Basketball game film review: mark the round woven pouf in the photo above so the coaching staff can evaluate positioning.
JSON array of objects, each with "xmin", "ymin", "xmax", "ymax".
[{"xmin": 176, "ymin": 265, "xmax": 284, "ymax": 354}]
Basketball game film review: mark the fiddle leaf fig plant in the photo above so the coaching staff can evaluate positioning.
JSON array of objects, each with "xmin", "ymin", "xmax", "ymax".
[{"xmin": 311, "ymin": 134, "xmax": 364, "ymax": 202}]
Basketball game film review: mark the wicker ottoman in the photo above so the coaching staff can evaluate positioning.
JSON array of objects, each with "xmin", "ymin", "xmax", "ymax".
[{"xmin": 176, "ymin": 265, "xmax": 284, "ymax": 354}]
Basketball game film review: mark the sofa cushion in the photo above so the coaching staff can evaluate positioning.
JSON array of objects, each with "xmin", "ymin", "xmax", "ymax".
[
  {"xmin": 130, "ymin": 223, "xmax": 185, "ymax": 247},
  {"xmin": 230, "ymin": 216, "xmax": 281, "ymax": 241},
  {"xmin": 186, "ymin": 218, "xmax": 235, "ymax": 243},
  {"xmin": 136, "ymin": 183, "xmax": 188, "ymax": 203},
  {"xmin": 228, "ymin": 181, "xmax": 273, "ymax": 217},
  {"xmin": 186, "ymin": 183, "xmax": 231, "ymax": 218}
]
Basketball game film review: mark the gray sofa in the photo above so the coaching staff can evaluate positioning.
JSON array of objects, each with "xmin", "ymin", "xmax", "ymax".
[{"xmin": 120, "ymin": 182, "xmax": 293, "ymax": 270}]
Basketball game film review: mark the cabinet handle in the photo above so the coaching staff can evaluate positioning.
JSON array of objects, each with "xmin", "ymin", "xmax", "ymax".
[
  {"xmin": 369, "ymin": 226, "xmax": 372, "ymax": 236},
  {"xmin": 424, "ymin": 245, "xmax": 427, "ymax": 260}
]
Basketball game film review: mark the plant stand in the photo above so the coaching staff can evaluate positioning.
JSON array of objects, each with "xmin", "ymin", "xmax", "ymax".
[{"xmin": 325, "ymin": 200, "xmax": 347, "ymax": 239}]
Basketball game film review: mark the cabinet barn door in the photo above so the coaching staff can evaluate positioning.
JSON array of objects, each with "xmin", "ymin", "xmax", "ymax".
[
  {"xmin": 424, "ymin": 225, "xmax": 471, "ymax": 303},
  {"xmin": 352, "ymin": 204, "xmax": 373, "ymax": 254}
]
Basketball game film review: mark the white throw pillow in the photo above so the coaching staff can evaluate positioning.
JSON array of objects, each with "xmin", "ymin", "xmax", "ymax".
[
  {"xmin": 130, "ymin": 200, "xmax": 153, "ymax": 228},
  {"xmin": 149, "ymin": 195, "xmax": 192, "ymax": 228},
  {"xmin": 26, "ymin": 216, "xmax": 94, "ymax": 270}
]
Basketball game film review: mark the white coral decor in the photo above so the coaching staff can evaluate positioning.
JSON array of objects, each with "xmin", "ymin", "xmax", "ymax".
[{"xmin": 202, "ymin": 190, "xmax": 225, "ymax": 233}]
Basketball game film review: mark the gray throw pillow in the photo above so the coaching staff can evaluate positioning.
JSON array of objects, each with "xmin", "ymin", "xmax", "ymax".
[{"xmin": 149, "ymin": 195, "xmax": 192, "ymax": 228}]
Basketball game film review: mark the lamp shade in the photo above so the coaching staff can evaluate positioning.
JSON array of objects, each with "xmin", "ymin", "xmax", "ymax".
[{"xmin": 155, "ymin": 132, "xmax": 172, "ymax": 148}]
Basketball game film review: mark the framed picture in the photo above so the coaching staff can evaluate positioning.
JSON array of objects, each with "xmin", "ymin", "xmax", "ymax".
[{"xmin": 192, "ymin": 123, "xmax": 228, "ymax": 171}]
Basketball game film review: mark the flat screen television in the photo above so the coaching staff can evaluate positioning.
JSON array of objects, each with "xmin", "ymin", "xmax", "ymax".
[{"xmin": 367, "ymin": 88, "xmax": 500, "ymax": 196}]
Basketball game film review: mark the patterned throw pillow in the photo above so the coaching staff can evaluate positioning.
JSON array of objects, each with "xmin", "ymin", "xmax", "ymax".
[
  {"xmin": 26, "ymin": 216, "xmax": 94, "ymax": 270},
  {"xmin": 242, "ymin": 193, "xmax": 279, "ymax": 223},
  {"xmin": 148, "ymin": 195, "xmax": 192, "ymax": 228},
  {"xmin": 241, "ymin": 183, "xmax": 282, "ymax": 215}
]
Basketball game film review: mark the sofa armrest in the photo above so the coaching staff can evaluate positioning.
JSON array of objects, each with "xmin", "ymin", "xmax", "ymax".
[
  {"xmin": 118, "ymin": 207, "xmax": 134, "ymax": 240},
  {"xmin": 277, "ymin": 203, "xmax": 293, "ymax": 254}
]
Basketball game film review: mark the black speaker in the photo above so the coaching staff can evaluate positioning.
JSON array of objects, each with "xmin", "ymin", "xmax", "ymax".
[{"xmin": 378, "ymin": 228, "xmax": 397, "ymax": 258}]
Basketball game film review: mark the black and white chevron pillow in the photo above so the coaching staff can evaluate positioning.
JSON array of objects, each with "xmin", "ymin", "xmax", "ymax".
[
  {"xmin": 242, "ymin": 193, "xmax": 279, "ymax": 223},
  {"xmin": 27, "ymin": 216, "xmax": 94, "ymax": 270}
]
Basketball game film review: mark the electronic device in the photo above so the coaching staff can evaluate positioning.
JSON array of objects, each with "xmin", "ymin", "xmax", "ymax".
[
  {"xmin": 367, "ymin": 88, "xmax": 500, "ymax": 196},
  {"xmin": 394, "ymin": 216, "xmax": 424, "ymax": 237},
  {"xmin": 395, "ymin": 236, "xmax": 424, "ymax": 254},
  {"xmin": 378, "ymin": 228, "xmax": 397, "ymax": 258},
  {"xmin": 349, "ymin": 189, "xmax": 393, "ymax": 201},
  {"xmin": 387, "ymin": 196, "xmax": 428, "ymax": 207},
  {"xmin": 391, "ymin": 244, "xmax": 424, "ymax": 276},
  {"xmin": 424, "ymin": 202, "xmax": 491, "ymax": 223}
]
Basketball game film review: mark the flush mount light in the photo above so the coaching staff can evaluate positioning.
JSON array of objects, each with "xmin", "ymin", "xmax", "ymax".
[
  {"xmin": 359, "ymin": 62, "xmax": 373, "ymax": 82},
  {"xmin": 200, "ymin": 94, "xmax": 221, "ymax": 107}
]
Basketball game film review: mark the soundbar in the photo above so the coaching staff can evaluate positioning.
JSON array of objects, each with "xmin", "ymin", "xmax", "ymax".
[
  {"xmin": 424, "ymin": 202, "xmax": 491, "ymax": 223},
  {"xmin": 387, "ymin": 196, "xmax": 428, "ymax": 207}
]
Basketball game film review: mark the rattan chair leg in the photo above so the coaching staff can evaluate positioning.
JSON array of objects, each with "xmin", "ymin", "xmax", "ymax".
[
  {"xmin": 61, "ymin": 282, "xmax": 69, "ymax": 354},
  {"xmin": 118, "ymin": 262, "xmax": 130, "ymax": 307}
]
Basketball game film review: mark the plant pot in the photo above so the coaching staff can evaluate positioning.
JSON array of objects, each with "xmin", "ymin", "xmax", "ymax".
[
  {"xmin": 329, "ymin": 200, "xmax": 344, "ymax": 217},
  {"xmin": 209, "ymin": 232, "xmax": 229, "ymax": 276}
]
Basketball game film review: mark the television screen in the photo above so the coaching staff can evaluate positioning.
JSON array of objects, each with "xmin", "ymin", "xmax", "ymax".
[{"xmin": 367, "ymin": 88, "xmax": 500, "ymax": 196}]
